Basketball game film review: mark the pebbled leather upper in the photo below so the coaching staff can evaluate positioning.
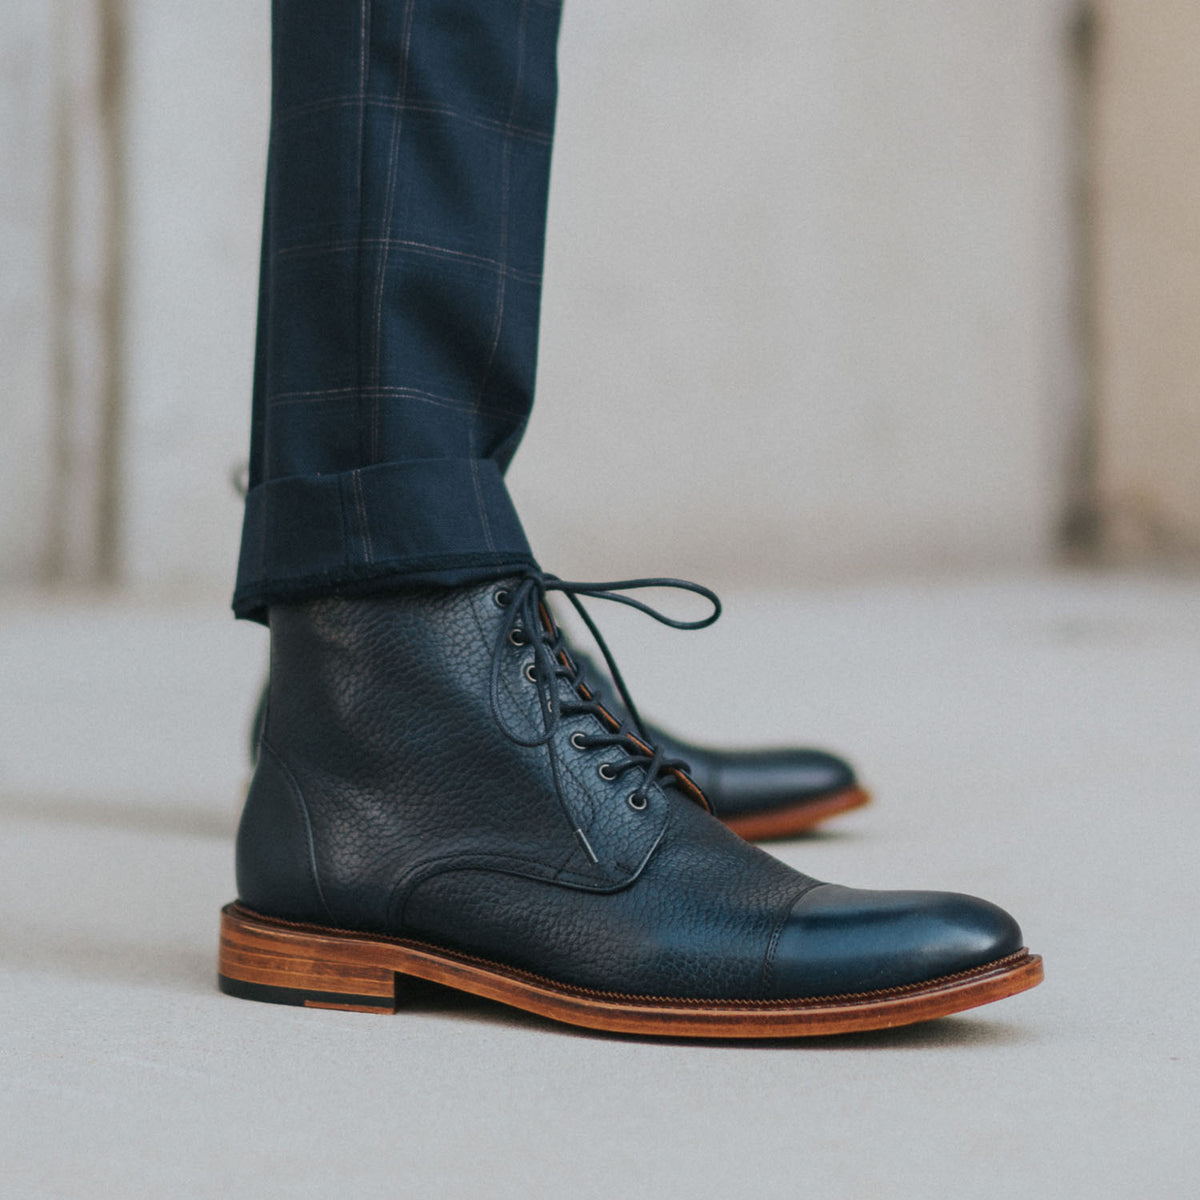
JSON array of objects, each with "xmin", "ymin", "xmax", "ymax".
[
  {"xmin": 237, "ymin": 578, "xmax": 1023, "ymax": 1000},
  {"xmin": 250, "ymin": 583, "xmax": 674, "ymax": 919},
  {"xmin": 248, "ymin": 647, "xmax": 861, "ymax": 822}
]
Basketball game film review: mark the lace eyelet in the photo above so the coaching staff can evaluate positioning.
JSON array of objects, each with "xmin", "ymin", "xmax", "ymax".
[
  {"xmin": 493, "ymin": 589, "xmax": 511, "ymax": 608},
  {"xmin": 523, "ymin": 662, "xmax": 538, "ymax": 683},
  {"xmin": 627, "ymin": 792, "xmax": 648, "ymax": 811},
  {"xmin": 509, "ymin": 629, "xmax": 528, "ymax": 647},
  {"xmin": 598, "ymin": 763, "xmax": 617, "ymax": 781},
  {"xmin": 570, "ymin": 732, "xmax": 588, "ymax": 751}
]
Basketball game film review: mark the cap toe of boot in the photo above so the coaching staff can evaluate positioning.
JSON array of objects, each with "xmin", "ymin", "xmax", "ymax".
[{"xmin": 767, "ymin": 883, "xmax": 1024, "ymax": 999}]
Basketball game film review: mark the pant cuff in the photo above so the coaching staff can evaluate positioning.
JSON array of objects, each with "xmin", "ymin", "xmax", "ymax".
[{"xmin": 232, "ymin": 458, "xmax": 535, "ymax": 623}]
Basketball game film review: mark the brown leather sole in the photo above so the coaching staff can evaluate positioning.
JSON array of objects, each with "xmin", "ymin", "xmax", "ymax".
[
  {"xmin": 218, "ymin": 902, "xmax": 1042, "ymax": 1038},
  {"xmin": 720, "ymin": 785, "xmax": 872, "ymax": 841}
]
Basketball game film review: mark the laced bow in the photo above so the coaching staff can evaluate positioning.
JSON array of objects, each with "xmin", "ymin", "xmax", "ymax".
[{"xmin": 489, "ymin": 570, "xmax": 721, "ymax": 805}]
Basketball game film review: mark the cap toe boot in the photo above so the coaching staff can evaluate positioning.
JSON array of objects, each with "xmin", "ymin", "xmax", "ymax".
[{"xmin": 220, "ymin": 574, "xmax": 1040, "ymax": 1036}]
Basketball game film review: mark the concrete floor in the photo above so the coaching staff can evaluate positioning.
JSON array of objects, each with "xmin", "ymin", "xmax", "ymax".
[{"xmin": 1, "ymin": 571, "xmax": 1197, "ymax": 1198}]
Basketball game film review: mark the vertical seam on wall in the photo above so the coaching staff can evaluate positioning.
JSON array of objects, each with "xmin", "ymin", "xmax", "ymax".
[
  {"xmin": 1061, "ymin": 2, "xmax": 1102, "ymax": 558},
  {"xmin": 44, "ymin": 0, "xmax": 126, "ymax": 585},
  {"xmin": 45, "ymin": 0, "xmax": 74, "ymax": 583},
  {"xmin": 95, "ymin": 0, "xmax": 126, "ymax": 584}
]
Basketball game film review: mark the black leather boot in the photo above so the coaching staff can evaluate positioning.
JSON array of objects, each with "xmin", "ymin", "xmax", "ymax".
[
  {"xmin": 247, "ymin": 652, "xmax": 868, "ymax": 841},
  {"xmin": 220, "ymin": 572, "xmax": 1041, "ymax": 1037}
]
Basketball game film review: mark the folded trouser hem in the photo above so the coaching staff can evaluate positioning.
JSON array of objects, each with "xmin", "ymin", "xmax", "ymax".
[{"xmin": 232, "ymin": 458, "xmax": 535, "ymax": 624}]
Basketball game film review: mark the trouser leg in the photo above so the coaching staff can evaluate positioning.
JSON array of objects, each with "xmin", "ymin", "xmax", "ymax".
[{"xmin": 234, "ymin": 0, "xmax": 563, "ymax": 623}]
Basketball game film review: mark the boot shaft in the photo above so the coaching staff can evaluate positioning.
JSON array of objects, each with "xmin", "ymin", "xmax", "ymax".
[{"xmin": 239, "ymin": 579, "xmax": 681, "ymax": 928}]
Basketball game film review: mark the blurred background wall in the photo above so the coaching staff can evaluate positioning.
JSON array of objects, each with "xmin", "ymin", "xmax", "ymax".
[{"xmin": 2, "ymin": 1, "xmax": 1197, "ymax": 601}]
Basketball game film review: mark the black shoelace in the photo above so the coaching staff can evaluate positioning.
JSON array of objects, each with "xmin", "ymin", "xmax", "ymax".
[{"xmin": 489, "ymin": 570, "xmax": 721, "ymax": 807}]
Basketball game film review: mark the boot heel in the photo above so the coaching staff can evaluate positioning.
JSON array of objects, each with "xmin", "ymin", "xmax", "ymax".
[{"xmin": 218, "ymin": 904, "xmax": 398, "ymax": 1014}]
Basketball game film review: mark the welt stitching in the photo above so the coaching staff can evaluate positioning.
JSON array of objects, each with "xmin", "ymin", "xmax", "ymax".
[{"xmin": 235, "ymin": 902, "xmax": 1033, "ymax": 1008}]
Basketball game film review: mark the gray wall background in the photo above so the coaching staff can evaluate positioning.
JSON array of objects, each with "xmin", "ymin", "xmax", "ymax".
[{"xmin": 2, "ymin": 2, "xmax": 1097, "ymax": 597}]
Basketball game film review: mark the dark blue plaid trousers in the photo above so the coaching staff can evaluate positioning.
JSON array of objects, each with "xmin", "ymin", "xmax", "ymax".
[{"xmin": 234, "ymin": 0, "xmax": 563, "ymax": 622}]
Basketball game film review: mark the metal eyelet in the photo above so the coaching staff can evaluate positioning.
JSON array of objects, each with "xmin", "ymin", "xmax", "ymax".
[
  {"xmin": 598, "ymin": 763, "xmax": 617, "ymax": 781},
  {"xmin": 627, "ymin": 792, "xmax": 648, "ymax": 811},
  {"xmin": 493, "ymin": 589, "xmax": 511, "ymax": 608},
  {"xmin": 509, "ymin": 629, "xmax": 528, "ymax": 647},
  {"xmin": 523, "ymin": 662, "xmax": 538, "ymax": 683},
  {"xmin": 570, "ymin": 732, "xmax": 588, "ymax": 750}
]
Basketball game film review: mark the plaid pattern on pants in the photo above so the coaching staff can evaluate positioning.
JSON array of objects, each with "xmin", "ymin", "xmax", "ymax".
[{"xmin": 234, "ymin": 0, "xmax": 563, "ymax": 622}]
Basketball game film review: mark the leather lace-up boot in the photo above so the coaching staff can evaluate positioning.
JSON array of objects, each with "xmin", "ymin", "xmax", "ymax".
[{"xmin": 219, "ymin": 572, "xmax": 1041, "ymax": 1037}]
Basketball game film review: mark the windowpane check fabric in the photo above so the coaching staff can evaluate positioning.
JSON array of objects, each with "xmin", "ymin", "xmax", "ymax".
[{"xmin": 234, "ymin": 0, "xmax": 563, "ymax": 622}]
